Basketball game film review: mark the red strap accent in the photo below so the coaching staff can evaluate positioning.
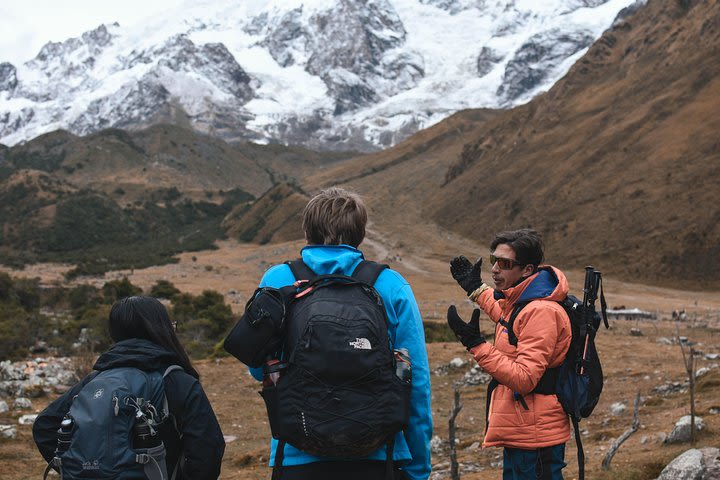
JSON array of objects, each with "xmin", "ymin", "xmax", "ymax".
[{"xmin": 294, "ymin": 285, "xmax": 314, "ymax": 299}]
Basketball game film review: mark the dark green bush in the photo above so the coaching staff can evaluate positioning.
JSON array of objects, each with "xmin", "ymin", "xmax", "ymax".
[
  {"xmin": 0, "ymin": 272, "xmax": 233, "ymax": 360},
  {"xmin": 102, "ymin": 278, "xmax": 143, "ymax": 303},
  {"xmin": 149, "ymin": 280, "xmax": 181, "ymax": 300},
  {"xmin": 423, "ymin": 321, "xmax": 458, "ymax": 343},
  {"xmin": 69, "ymin": 284, "xmax": 103, "ymax": 312},
  {"xmin": 174, "ymin": 290, "xmax": 235, "ymax": 358},
  {"xmin": 0, "ymin": 304, "xmax": 37, "ymax": 359}
]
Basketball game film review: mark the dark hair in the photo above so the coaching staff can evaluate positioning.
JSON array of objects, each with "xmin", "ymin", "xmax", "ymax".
[
  {"xmin": 490, "ymin": 228, "xmax": 545, "ymax": 268},
  {"xmin": 109, "ymin": 296, "xmax": 199, "ymax": 378},
  {"xmin": 302, "ymin": 187, "xmax": 367, "ymax": 247}
]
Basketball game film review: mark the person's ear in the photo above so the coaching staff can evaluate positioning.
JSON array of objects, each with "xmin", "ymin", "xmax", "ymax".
[{"xmin": 521, "ymin": 264, "xmax": 535, "ymax": 278}]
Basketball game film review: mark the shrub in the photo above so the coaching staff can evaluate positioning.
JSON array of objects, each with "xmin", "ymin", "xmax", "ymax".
[
  {"xmin": 173, "ymin": 290, "xmax": 235, "ymax": 358},
  {"xmin": 102, "ymin": 277, "xmax": 142, "ymax": 303},
  {"xmin": 0, "ymin": 304, "xmax": 36, "ymax": 360},
  {"xmin": 150, "ymin": 280, "xmax": 181, "ymax": 300},
  {"xmin": 424, "ymin": 321, "xmax": 458, "ymax": 343},
  {"xmin": 0, "ymin": 272, "xmax": 12, "ymax": 300},
  {"xmin": 12, "ymin": 277, "xmax": 42, "ymax": 311},
  {"xmin": 69, "ymin": 284, "xmax": 103, "ymax": 312}
]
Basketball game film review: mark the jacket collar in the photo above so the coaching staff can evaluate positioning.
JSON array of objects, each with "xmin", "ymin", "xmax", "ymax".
[
  {"xmin": 300, "ymin": 244, "xmax": 365, "ymax": 275},
  {"xmin": 93, "ymin": 338, "xmax": 179, "ymax": 372},
  {"xmin": 494, "ymin": 266, "xmax": 568, "ymax": 306}
]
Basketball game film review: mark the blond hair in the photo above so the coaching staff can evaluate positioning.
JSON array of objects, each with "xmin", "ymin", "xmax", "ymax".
[{"xmin": 302, "ymin": 187, "xmax": 367, "ymax": 247}]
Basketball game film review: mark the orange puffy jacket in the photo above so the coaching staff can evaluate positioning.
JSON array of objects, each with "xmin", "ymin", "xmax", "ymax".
[{"xmin": 470, "ymin": 266, "xmax": 572, "ymax": 449}]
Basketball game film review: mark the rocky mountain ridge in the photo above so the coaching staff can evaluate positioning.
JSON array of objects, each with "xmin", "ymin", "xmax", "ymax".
[{"xmin": 0, "ymin": 0, "xmax": 640, "ymax": 151}]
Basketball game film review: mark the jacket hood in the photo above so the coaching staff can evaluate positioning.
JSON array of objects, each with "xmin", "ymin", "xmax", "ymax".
[
  {"xmin": 495, "ymin": 266, "xmax": 569, "ymax": 305},
  {"xmin": 93, "ymin": 338, "xmax": 180, "ymax": 372},
  {"xmin": 300, "ymin": 244, "xmax": 364, "ymax": 275}
]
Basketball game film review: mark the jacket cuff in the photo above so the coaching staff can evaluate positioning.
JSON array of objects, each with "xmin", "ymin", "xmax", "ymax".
[
  {"xmin": 469, "ymin": 342, "xmax": 491, "ymax": 360},
  {"xmin": 468, "ymin": 283, "xmax": 492, "ymax": 302}
]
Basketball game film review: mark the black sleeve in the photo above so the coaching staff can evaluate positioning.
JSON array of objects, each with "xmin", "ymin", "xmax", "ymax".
[
  {"xmin": 165, "ymin": 372, "xmax": 225, "ymax": 480},
  {"xmin": 32, "ymin": 374, "xmax": 95, "ymax": 463}
]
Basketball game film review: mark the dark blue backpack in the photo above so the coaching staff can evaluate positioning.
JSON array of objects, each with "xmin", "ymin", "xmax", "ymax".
[{"xmin": 43, "ymin": 365, "xmax": 182, "ymax": 480}]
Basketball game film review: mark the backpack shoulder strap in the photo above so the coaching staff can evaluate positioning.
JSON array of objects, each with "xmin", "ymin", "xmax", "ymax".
[
  {"xmin": 350, "ymin": 260, "xmax": 388, "ymax": 285},
  {"xmin": 161, "ymin": 365, "xmax": 184, "ymax": 429},
  {"xmin": 498, "ymin": 301, "xmax": 530, "ymax": 347},
  {"xmin": 163, "ymin": 365, "xmax": 184, "ymax": 379},
  {"xmin": 286, "ymin": 259, "xmax": 316, "ymax": 281},
  {"xmin": 160, "ymin": 364, "xmax": 185, "ymax": 479}
]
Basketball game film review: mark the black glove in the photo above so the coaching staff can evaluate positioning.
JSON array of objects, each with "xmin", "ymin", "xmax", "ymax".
[
  {"xmin": 446, "ymin": 306, "xmax": 486, "ymax": 350},
  {"xmin": 450, "ymin": 255, "xmax": 483, "ymax": 295}
]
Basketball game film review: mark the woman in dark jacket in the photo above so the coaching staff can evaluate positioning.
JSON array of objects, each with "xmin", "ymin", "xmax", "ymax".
[{"xmin": 33, "ymin": 296, "xmax": 225, "ymax": 479}]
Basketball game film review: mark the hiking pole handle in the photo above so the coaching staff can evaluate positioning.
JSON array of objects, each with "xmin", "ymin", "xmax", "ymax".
[
  {"xmin": 592, "ymin": 271, "xmax": 602, "ymax": 305},
  {"xmin": 582, "ymin": 266, "xmax": 595, "ymax": 308}
]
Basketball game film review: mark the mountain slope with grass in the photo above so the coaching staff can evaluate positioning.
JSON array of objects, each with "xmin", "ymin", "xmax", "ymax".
[
  {"xmin": 0, "ymin": 124, "xmax": 348, "ymax": 273},
  {"xmin": 303, "ymin": 0, "xmax": 719, "ymax": 289},
  {"xmin": 427, "ymin": 0, "xmax": 720, "ymax": 287}
]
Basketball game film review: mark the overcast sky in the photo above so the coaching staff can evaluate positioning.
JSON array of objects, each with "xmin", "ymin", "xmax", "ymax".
[{"xmin": 0, "ymin": 1, "xmax": 187, "ymax": 65}]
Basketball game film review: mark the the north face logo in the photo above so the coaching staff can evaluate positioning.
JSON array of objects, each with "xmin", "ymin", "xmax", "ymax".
[
  {"xmin": 349, "ymin": 338, "xmax": 372, "ymax": 350},
  {"xmin": 82, "ymin": 460, "xmax": 100, "ymax": 470}
]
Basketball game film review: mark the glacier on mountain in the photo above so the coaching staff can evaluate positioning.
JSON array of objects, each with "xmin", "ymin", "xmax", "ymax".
[{"xmin": 0, "ymin": 0, "xmax": 642, "ymax": 151}]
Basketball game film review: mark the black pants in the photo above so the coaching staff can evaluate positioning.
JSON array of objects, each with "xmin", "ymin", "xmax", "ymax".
[{"xmin": 276, "ymin": 460, "xmax": 408, "ymax": 480}]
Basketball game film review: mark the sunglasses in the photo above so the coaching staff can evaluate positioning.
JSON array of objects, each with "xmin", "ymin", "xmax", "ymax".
[{"xmin": 489, "ymin": 254, "xmax": 525, "ymax": 270}]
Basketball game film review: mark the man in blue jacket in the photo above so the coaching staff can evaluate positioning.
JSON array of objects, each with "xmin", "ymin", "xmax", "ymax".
[{"xmin": 248, "ymin": 186, "xmax": 432, "ymax": 480}]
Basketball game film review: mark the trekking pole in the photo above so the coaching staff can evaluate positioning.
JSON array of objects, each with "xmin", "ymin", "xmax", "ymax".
[
  {"xmin": 582, "ymin": 266, "xmax": 594, "ymax": 309},
  {"xmin": 579, "ymin": 266, "xmax": 595, "ymax": 375}
]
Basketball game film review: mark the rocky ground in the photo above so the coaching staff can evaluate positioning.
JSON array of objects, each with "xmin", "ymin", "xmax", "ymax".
[{"xmin": 2, "ymin": 318, "xmax": 720, "ymax": 479}]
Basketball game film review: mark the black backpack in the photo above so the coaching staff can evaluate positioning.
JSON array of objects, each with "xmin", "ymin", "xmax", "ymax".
[
  {"xmin": 260, "ymin": 259, "xmax": 411, "ymax": 479},
  {"xmin": 494, "ymin": 268, "xmax": 608, "ymax": 480},
  {"xmin": 43, "ymin": 365, "xmax": 182, "ymax": 480}
]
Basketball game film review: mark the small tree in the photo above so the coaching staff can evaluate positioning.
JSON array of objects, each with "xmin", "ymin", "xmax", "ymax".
[
  {"xmin": 676, "ymin": 324, "xmax": 698, "ymax": 444},
  {"xmin": 449, "ymin": 387, "xmax": 463, "ymax": 480}
]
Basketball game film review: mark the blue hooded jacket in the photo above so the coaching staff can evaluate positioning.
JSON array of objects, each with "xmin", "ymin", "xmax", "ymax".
[{"xmin": 249, "ymin": 244, "xmax": 432, "ymax": 480}]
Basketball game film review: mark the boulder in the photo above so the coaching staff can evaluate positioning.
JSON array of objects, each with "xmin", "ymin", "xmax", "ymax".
[
  {"xmin": 449, "ymin": 357, "xmax": 466, "ymax": 369},
  {"xmin": 460, "ymin": 365, "xmax": 492, "ymax": 386},
  {"xmin": 18, "ymin": 414, "xmax": 38, "ymax": 425},
  {"xmin": 0, "ymin": 400, "xmax": 8, "ymax": 414},
  {"xmin": 13, "ymin": 397, "xmax": 32, "ymax": 410},
  {"xmin": 665, "ymin": 415, "xmax": 705, "ymax": 444},
  {"xmin": 609, "ymin": 402, "xmax": 626, "ymax": 416},
  {"xmin": 656, "ymin": 447, "xmax": 720, "ymax": 480},
  {"xmin": 0, "ymin": 424, "xmax": 17, "ymax": 439},
  {"xmin": 430, "ymin": 435, "xmax": 444, "ymax": 454}
]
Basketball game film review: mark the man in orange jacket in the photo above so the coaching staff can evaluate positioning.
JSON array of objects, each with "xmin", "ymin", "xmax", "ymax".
[{"xmin": 447, "ymin": 228, "xmax": 571, "ymax": 479}]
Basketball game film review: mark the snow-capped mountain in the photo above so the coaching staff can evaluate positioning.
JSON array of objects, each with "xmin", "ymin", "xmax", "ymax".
[{"xmin": 0, "ymin": 0, "xmax": 643, "ymax": 151}]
